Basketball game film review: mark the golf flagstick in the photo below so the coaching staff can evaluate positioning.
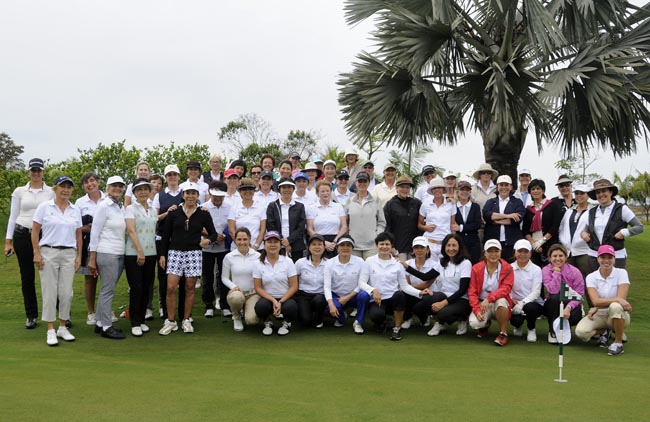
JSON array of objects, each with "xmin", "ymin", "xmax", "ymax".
[{"xmin": 554, "ymin": 281, "xmax": 582, "ymax": 383}]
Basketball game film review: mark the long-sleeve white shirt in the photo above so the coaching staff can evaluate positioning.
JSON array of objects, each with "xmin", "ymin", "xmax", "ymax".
[
  {"xmin": 89, "ymin": 199, "xmax": 126, "ymax": 254},
  {"xmin": 510, "ymin": 260, "xmax": 543, "ymax": 305},
  {"xmin": 221, "ymin": 248, "xmax": 261, "ymax": 291},
  {"xmin": 365, "ymin": 255, "xmax": 421, "ymax": 300},
  {"xmin": 6, "ymin": 183, "xmax": 53, "ymax": 238}
]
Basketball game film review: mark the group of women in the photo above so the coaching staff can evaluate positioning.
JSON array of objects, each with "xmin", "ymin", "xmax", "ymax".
[{"xmin": 4, "ymin": 156, "xmax": 641, "ymax": 353}]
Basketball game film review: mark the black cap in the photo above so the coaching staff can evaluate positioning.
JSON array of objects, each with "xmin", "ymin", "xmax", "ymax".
[
  {"xmin": 54, "ymin": 176, "xmax": 74, "ymax": 186},
  {"xmin": 336, "ymin": 169, "xmax": 350, "ymax": 179},
  {"xmin": 289, "ymin": 152, "xmax": 301, "ymax": 159},
  {"xmin": 421, "ymin": 165, "xmax": 435, "ymax": 175},
  {"xmin": 260, "ymin": 170, "xmax": 274, "ymax": 179},
  {"xmin": 356, "ymin": 171, "xmax": 370, "ymax": 181},
  {"xmin": 186, "ymin": 160, "xmax": 201, "ymax": 170},
  {"xmin": 29, "ymin": 158, "xmax": 45, "ymax": 170}
]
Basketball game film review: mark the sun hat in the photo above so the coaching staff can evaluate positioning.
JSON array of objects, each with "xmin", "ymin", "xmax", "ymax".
[
  {"xmin": 131, "ymin": 177, "xmax": 153, "ymax": 190},
  {"xmin": 106, "ymin": 176, "xmax": 126, "ymax": 186},
  {"xmin": 277, "ymin": 177, "xmax": 296, "ymax": 188},
  {"xmin": 164, "ymin": 164, "xmax": 180, "ymax": 176},
  {"xmin": 336, "ymin": 235, "xmax": 355, "ymax": 247},
  {"xmin": 472, "ymin": 163, "xmax": 498, "ymax": 180},
  {"xmin": 555, "ymin": 175, "xmax": 572, "ymax": 185},
  {"xmin": 588, "ymin": 179, "xmax": 619, "ymax": 200},
  {"xmin": 427, "ymin": 178, "xmax": 445, "ymax": 194},
  {"xmin": 395, "ymin": 175, "xmax": 414, "ymax": 187},
  {"xmin": 484, "ymin": 239, "xmax": 502, "ymax": 251}
]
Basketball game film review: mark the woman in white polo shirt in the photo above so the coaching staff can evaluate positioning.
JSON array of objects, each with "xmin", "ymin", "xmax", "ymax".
[
  {"xmin": 31, "ymin": 176, "xmax": 82, "ymax": 346},
  {"xmin": 575, "ymin": 245, "xmax": 632, "ymax": 356},
  {"xmin": 5, "ymin": 158, "xmax": 53, "ymax": 329},
  {"xmin": 418, "ymin": 178, "xmax": 456, "ymax": 261},
  {"xmin": 253, "ymin": 231, "xmax": 299, "ymax": 336},
  {"xmin": 306, "ymin": 180, "xmax": 347, "ymax": 258},
  {"xmin": 508, "ymin": 239, "xmax": 543, "ymax": 342},
  {"xmin": 88, "ymin": 176, "xmax": 127, "ymax": 340},
  {"xmin": 222, "ymin": 227, "xmax": 261, "ymax": 332},
  {"xmin": 294, "ymin": 234, "xmax": 328, "ymax": 328}
]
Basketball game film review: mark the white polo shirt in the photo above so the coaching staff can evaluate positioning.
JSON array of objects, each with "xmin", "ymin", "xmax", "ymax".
[
  {"xmin": 32, "ymin": 200, "xmax": 82, "ymax": 248},
  {"xmin": 253, "ymin": 255, "xmax": 297, "ymax": 298},
  {"xmin": 293, "ymin": 190, "xmax": 318, "ymax": 207},
  {"xmin": 419, "ymin": 200, "xmax": 456, "ymax": 242},
  {"xmin": 75, "ymin": 192, "xmax": 105, "ymax": 218},
  {"xmin": 222, "ymin": 248, "xmax": 261, "ymax": 291},
  {"xmin": 586, "ymin": 267, "xmax": 630, "ymax": 306},
  {"xmin": 323, "ymin": 255, "xmax": 369, "ymax": 301},
  {"xmin": 510, "ymin": 260, "xmax": 543, "ymax": 304},
  {"xmin": 254, "ymin": 190, "xmax": 279, "ymax": 209},
  {"xmin": 405, "ymin": 257, "xmax": 436, "ymax": 286},
  {"xmin": 431, "ymin": 259, "xmax": 472, "ymax": 299},
  {"xmin": 202, "ymin": 199, "xmax": 232, "ymax": 253},
  {"xmin": 295, "ymin": 257, "xmax": 327, "ymax": 294},
  {"xmin": 480, "ymin": 262, "xmax": 502, "ymax": 300},
  {"xmin": 306, "ymin": 201, "xmax": 346, "ymax": 236},
  {"xmin": 228, "ymin": 200, "xmax": 267, "ymax": 250},
  {"xmin": 365, "ymin": 255, "xmax": 421, "ymax": 300},
  {"xmin": 89, "ymin": 199, "xmax": 126, "ymax": 255}
]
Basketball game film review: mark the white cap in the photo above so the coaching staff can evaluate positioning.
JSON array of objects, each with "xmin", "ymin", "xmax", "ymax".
[
  {"xmin": 209, "ymin": 187, "xmax": 227, "ymax": 197},
  {"xmin": 573, "ymin": 184, "xmax": 591, "ymax": 194},
  {"xmin": 344, "ymin": 149, "xmax": 358, "ymax": 158},
  {"xmin": 496, "ymin": 175, "xmax": 512, "ymax": 185},
  {"xmin": 183, "ymin": 182, "xmax": 200, "ymax": 193},
  {"xmin": 443, "ymin": 170, "xmax": 457, "ymax": 179},
  {"xmin": 323, "ymin": 159, "xmax": 336, "ymax": 168},
  {"xmin": 484, "ymin": 239, "xmax": 502, "ymax": 251},
  {"xmin": 106, "ymin": 176, "xmax": 125, "ymax": 186},
  {"xmin": 513, "ymin": 239, "xmax": 532, "ymax": 251},
  {"xmin": 518, "ymin": 168, "xmax": 532, "ymax": 176},
  {"xmin": 411, "ymin": 236, "xmax": 428, "ymax": 248},
  {"xmin": 164, "ymin": 164, "xmax": 180, "ymax": 175}
]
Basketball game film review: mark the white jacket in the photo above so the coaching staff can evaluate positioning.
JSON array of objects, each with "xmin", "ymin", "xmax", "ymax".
[{"xmin": 559, "ymin": 207, "xmax": 591, "ymax": 257}]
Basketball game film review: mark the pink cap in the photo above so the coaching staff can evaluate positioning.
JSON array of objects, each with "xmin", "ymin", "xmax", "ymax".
[
  {"xmin": 597, "ymin": 245, "xmax": 615, "ymax": 257},
  {"xmin": 224, "ymin": 169, "xmax": 240, "ymax": 178}
]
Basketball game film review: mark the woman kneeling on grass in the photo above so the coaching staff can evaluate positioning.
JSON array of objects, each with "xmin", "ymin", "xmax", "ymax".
[
  {"xmin": 575, "ymin": 245, "xmax": 631, "ymax": 356},
  {"xmin": 222, "ymin": 227, "xmax": 261, "ymax": 332},
  {"xmin": 32, "ymin": 176, "xmax": 82, "ymax": 346},
  {"xmin": 158, "ymin": 183, "xmax": 217, "ymax": 335},
  {"xmin": 508, "ymin": 239, "xmax": 543, "ymax": 343},
  {"xmin": 541, "ymin": 243, "xmax": 584, "ymax": 344},
  {"xmin": 253, "ymin": 231, "xmax": 299, "ymax": 336},
  {"xmin": 402, "ymin": 233, "xmax": 472, "ymax": 337},
  {"xmin": 467, "ymin": 239, "xmax": 514, "ymax": 346}
]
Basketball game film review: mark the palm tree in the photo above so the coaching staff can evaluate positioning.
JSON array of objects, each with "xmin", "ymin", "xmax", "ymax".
[
  {"xmin": 338, "ymin": 0, "xmax": 650, "ymax": 183},
  {"xmin": 387, "ymin": 144, "xmax": 433, "ymax": 189}
]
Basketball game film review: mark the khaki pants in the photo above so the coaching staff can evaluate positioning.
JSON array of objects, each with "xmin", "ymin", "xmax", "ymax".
[
  {"xmin": 227, "ymin": 290, "xmax": 260, "ymax": 326},
  {"xmin": 39, "ymin": 247, "xmax": 76, "ymax": 322},
  {"xmin": 469, "ymin": 298, "xmax": 509, "ymax": 329},
  {"xmin": 352, "ymin": 249, "xmax": 377, "ymax": 259},
  {"xmin": 575, "ymin": 302, "xmax": 630, "ymax": 341}
]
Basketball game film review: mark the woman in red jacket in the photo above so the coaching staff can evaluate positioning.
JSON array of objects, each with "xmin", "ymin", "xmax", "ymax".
[{"xmin": 468, "ymin": 239, "xmax": 514, "ymax": 346}]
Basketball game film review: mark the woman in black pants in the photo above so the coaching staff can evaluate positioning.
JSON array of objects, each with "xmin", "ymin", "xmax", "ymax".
[
  {"xmin": 294, "ymin": 234, "xmax": 328, "ymax": 328},
  {"xmin": 4, "ymin": 158, "xmax": 53, "ymax": 329},
  {"xmin": 403, "ymin": 233, "xmax": 472, "ymax": 336}
]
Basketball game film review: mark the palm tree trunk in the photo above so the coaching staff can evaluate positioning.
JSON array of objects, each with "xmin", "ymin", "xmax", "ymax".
[{"xmin": 481, "ymin": 124, "xmax": 528, "ymax": 190}]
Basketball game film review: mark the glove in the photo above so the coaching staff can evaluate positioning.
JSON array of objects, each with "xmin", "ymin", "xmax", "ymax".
[
  {"xmin": 512, "ymin": 302, "xmax": 525, "ymax": 315},
  {"xmin": 532, "ymin": 240, "xmax": 544, "ymax": 250}
]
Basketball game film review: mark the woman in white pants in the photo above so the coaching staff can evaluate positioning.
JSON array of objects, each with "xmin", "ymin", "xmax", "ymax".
[{"xmin": 31, "ymin": 176, "xmax": 82, "ymax": 346}]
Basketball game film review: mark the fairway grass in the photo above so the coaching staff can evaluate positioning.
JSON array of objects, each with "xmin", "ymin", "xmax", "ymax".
[{"xmin": 1, "ymin": 231, "xmax": 649, "ymax": 421}]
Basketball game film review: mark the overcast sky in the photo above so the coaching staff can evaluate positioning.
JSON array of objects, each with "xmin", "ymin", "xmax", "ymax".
[{"xmin": 1, "ymin": 0, "xmax": 648, "ymax": 197}]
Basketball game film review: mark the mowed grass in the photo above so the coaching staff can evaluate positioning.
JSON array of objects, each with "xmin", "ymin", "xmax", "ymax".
[{"xmin": 1, "ymin": 231, "xmax": 649, "ymax": 421}]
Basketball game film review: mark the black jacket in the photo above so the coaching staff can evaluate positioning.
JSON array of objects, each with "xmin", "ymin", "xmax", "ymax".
[
  {"xmin": 266, "ymin": 199, "xmax": 307, "ymax": 253},
  {"xmin": 383, "ymin": 195, "xmax": 422, "ymax": 253}
]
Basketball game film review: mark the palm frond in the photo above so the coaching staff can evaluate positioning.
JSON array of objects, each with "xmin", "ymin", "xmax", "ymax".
[{"xmin": 343, "ymin": 0, "xmax": 432, "ymax": 25}]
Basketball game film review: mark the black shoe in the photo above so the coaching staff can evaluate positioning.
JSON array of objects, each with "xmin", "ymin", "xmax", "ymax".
[
  {"xmin": 25, "ymin": 318, "xmax": 37, "ymax": 329},
  {"xmin": 390, "ymin": 327, "xmax": 402, "ymax": 341},
  {"xmin": 94, "ymin": 324, "xmax": 102, "ymax": 334},
  {"xmin": 65, "ymin": 320, "xmax": 72, "ymax": 328},
  {"xmin": 374, "ymin": 323, "xmax": 386, "ymax": 334},
  {"xmin": 101, "ymin": 326, "xmax": 126, "ymax": 340}
]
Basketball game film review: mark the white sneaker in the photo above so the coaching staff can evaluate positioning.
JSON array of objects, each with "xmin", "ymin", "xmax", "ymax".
[
  {"xmin": 548, "ymin": 332, "xmax": 558, "ymax": 344},
  {"xmin": 277, "ymin": 321, "xmax": 291, "ymax": 336},
  {"xmin": 427, "ymin": 322, "xmax": 445, "ymax": 337},
  {"xmin": 222, "ymin": 309, "xmax": 232, "ymax": 317},
  {"xmin": 233, "ymin": 318, "xmax": 244, "ymax": 332},
  {"xmin": 315, "ymin": 322, "xmax": 324, "ymax": 329},
  {"xmin": 140, "ymin": 324, "xmax": 150, "ymax": 333},
  {"xmin": 145, "ymin": 308, "xmax": 153, "ymax": 320},
  {"xmin": 456, "ymin": 320, "xmax": 468, "ymax": 336},
  {"xmin": 513, "ymin": 326, "xmax": 523, "ymax": 337},
  {"xmin": 401, "ymin": 318, "xmax": 412, "ymax": 329},
  {"xmin": 46, "ymin": 329, "xmax": 58, "ymax": 346},
  {"xmin": 195, "ymin": 280, "xmax": 201, "ymax": 288},
  {"xmin": 158, "ymin": 320, "xmax": 178, "ymax": 336},
  {"xmin": 86, "ymin": 313, "xmax": 96, "ymax": 325},
  {"xmin": 111, "ymin": 312, "xmax": 119, "ymax": 323},
  {"xmin": 353, "ymin": 320, "xmax": 364, "ymax": 334},
  {"xmin": 527, "ymin": 328, "xmax": 537, "ymax": 342},
  {"xmin": 159, "ymin": 308, "xmax": 164, "ymax": 318},
  {"xmin": 56, "ymin": 326, "xmax": 76, "ymax": 342},
  {"xmin": 333, "ymin": 320, "xmax": 344, "ymax": 328},
  {"xmin": 215, "ymin": 300, "xmax": 221, "ymax": 310},
  {"xmin": 131, "ymin": 326, "xmax": 143, "ymax": 337},
  {"xmin": 204, "ymin": 309, "xmax": 214, "ymax": 318},
  {"xmin": 262, "ymin": 321, "xmax": 274, "ymax": 336},
  {"xmin": 349, "ymin": 309, "xmax": 357, "ymax": 318},
  {"xmin": 182, "ymin": 319, "xmax": 194, "ymax": 333}
]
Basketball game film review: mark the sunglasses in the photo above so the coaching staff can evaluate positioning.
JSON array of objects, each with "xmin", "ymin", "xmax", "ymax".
[
  {"xmin": 251, "ymin": 171, "xmax": 261, "ymax": 175},
  {"xmin": 557, "ymin": 183, "xmax": 571, "ymax": 188},
  {"xmin": 479, "ymin": 171, "xmax": 492, "ymax": 175}
]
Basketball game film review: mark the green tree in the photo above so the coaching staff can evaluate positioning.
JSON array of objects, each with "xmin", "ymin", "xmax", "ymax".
[
  {"xmin": 0, "ymin": 132, "xmax": 25, "ymax": 170},
  {"xmin": 321, "ymin": 145, "xmax": 346, "ymax": 169},
  {"xmin": 629, "ymin": 171, "xmax": 650, "ymax": 222},
  {"xmin": 237, "ymin": 143, "xmax": 284, "ymax": 169},
  {"xmin": 387, "ymin": 144, "xmax": 433, "ymax": 191},
  {"xmin": 283, "ymin": 130, "xmax": 321, "ymax": 161},
  {"xmin": 0, "ymin": 169, "xmax": 28, "ymax": 229},
  {"xmin": 218, "ymin": 114, "xmax": 277, "ymax": 156},
  {"xmin": 141, "ymin": 142, "xmax": 211, "ymax": 176},
  {"xmin": 338, "ymin": 0, "xmax": 650, "ymax": 183},
  {"xmin": 554, "ymin": 149, "xmax": 601, "ymax": 184},
  {"xmin": 613, "ymin": 172, "xmax": 636, "ymax": 204}
]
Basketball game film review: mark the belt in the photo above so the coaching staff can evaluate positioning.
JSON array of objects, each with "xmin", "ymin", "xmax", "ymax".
[
  {"xmin": 427, "ymin": 239, "xmax": 441, "ymax": 244},
  {"xmin": 15, "ymin": 224, "xmax": 32, "ymax": 234},
  {"xmin": 42, "ymin": 245, "xmax": 74, "ymax": 250}
]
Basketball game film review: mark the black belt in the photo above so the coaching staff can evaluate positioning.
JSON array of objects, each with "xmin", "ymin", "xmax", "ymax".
[
  {"xmin": 42, "ymin": 245, "xmax": 74, "ymax": 250},
  {"xmin": 15, "ymin": 224, "xmax": 32, "ymax": 234}
]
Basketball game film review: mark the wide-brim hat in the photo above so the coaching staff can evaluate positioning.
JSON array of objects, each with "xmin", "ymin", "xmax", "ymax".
[
  {"xmin": 588, "ymin": 179, "xmax": 618, "ymax": 200},
  {"xmin": 395, "ymin": 175, "xmax": 413, "ymax": 187},
  {"xmin": 472, "ymin": 163, "xmax": 498, "ymax": 180},
  {"xmin": 303, "ymin": 162, "xmax": 323, "ymax": 178},
  {"xmin": 427, "ymin": 178, "xmax": 445, "ymax": 194},
  {"xmin": 131, "ymin": 177, "xmax": 153, "ymax": 191}
]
